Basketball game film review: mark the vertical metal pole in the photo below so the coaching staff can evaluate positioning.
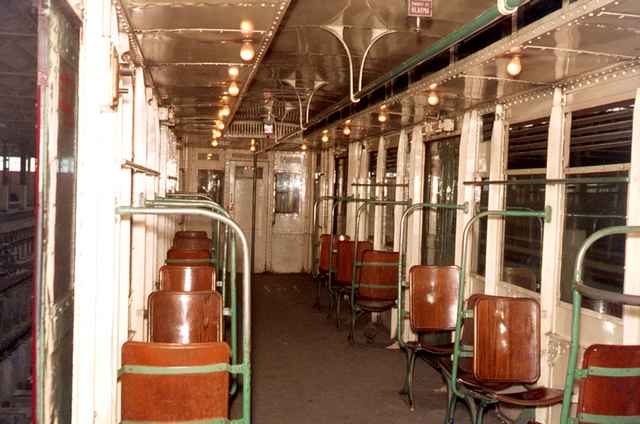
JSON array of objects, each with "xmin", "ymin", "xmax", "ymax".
[{"xmin": 251, "ymin": 153, "xmax": 257, "ymax": 275}]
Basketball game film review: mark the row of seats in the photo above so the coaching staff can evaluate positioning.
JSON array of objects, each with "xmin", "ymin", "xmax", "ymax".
[
  {"xmin": 120, "ymin": 230, "xmax": 232, "ymax": 422},
  {"xmin": 315, "ymin": 230, "xmax": 640, "ymax": 423}
]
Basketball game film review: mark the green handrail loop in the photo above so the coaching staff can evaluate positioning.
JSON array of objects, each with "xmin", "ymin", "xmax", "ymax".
[
  {"xmin": 116, "ymin": 206, "xmax": 252, "ymax": 423},
  {"xmin": 146, "ymin": 198, "xmax": 239, "ymax": 397},
  {"xmin": 351, "ymin": 199, "xmax": 411, "ymax": 315},
  {"xmin": 560, "ymin": 226, "xmax": 640, "ymax": 424},
  {"xmin": 450, "ymin": 208, "xmax": 550, "ymax": 402},
  {"xmin": 395, "ymin": 202, "xmax": 469, "ymax": 350}
]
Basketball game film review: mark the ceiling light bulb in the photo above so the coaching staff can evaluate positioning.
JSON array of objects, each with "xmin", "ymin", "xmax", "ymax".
[
  {"xmin": 228, "ymin": 81, "xmax": 240, "ymax": 96},
  {"xmin": 301, "ymin": 144, "xmax": 307, "ymax": 151},
  {"xmin": 250, "ymin": 138, "xmax": 256, "ymax": 145},
  {"xmin": 345, "ymin": 119, "xmax": 352, "ymax": 125},
  {"xmin": 228, "ymin": 66, "xmax": 240, "ymax": 79},
  {"xmin": 321, "ymin": 134, "xmax": 329, "ymax": 143},
  {"xmin": 217, "ymin": 121, "xmax": 225, "ymax": 130},
  {"xmin": 427, "ymin": 91, "xmax": 440, "ymax": 106},
  {"xmin": 429, "ymin": 83, "xmax": 438, "ymax": 90},
  {"xmin": 221, "ymin": 95, "xmax": 229, "ymax": 103},
  {"xmin": 507, "ymin": 55, "xmax": 522, "ymax": 77},
  {"xmin": 240, "ymin": 20, "xmax": 254, "ymax": 36},
  {"xmin": 211, "ymin": 139, "xmax": 219, "ymax": 147},
  {"xmin": 240, "ymin": 41, "xmax": 255, "ymax": 62},
  {"xmin": 322, "ymin": 129, "xmax": 329, "ymax": 134},
  {"xmin": 250, "ymin": 144, "xmax": 256, "ymax": 152},
  {"xmin": 378, "ymin": 113, "xmax": 387, "ymax": 123},
  {"xmin": 221, "ymin": 105, "xmax": 231, "ymax": 117},
  {"xmin": 213, "ymin": 129, "xmax": 222, "ymax": 138},
  {"xmin": 343, "ymin": 126, "xmax": 351, "ymax": 136}
]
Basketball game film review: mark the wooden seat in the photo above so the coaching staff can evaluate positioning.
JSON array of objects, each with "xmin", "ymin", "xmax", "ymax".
[
  {"xmin": 576, "ymin": 344, "xmax": 640, "ymax": 420},
  {"xmin": 174, "ymin": 230, "xmax": 208, "ymax": 239},
  {"xmin": 121, "ymin": 342, "xmax": 229, "ymax": 422},
  {"xmin": 447, "ymin": 295, "xmax": 562, "ymax": 422},
  {"xmin": 173, "ymin": 237, "xmax": 213, "ymax": 251},
  {"xmin": 334, "ymin": 240, "xmax": 372, "ymax": 286},
  {"xmin": 148, "ymin": 290, "xmax": 223, "ymax": 343},
  {"xmin": 159, "ymin": 264, "xmax": 216, "ymax": 291},
  {"xmin": 319, "ymin": 234, "xmax": 349, "ymax": 273},
  {"xmin": 400, "ymin": 265, "xmax": 459, "ymax": 409}
]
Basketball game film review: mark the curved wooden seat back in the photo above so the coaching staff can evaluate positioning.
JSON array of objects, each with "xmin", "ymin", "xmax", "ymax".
[
  {"xmin": 319, "ymin": 234, "xmax": 350, "ymax": 273},
  {"xmin": 470, "ymin": 295, "xmax": 540, "ymax": 384},
  {"xmin": 409, "ymin": 265, "xmax": 459, "ymax": 332},
  {"xmin": 167, "ymin": 248, "xmax": 210, "ymax": 261},
  {"xmin": 159, "ymin": 264, "xmax": 216, "ymax": 291},
  {"xmin": 335, "ymin": 240, "xmax": 372, "ymax": 286},
  {"xmin": 148, "ymin": 291, "xmax": 223, "ymax": 343},
  {"xmin": 175, "ymin": 230, "xmax": 208, "ymax": 239},
  {"xmin": 357, "ymin": 250, "xmax": 399, "ymax": 300},
  {"xmin": 173, "ymin": 237, "xmax": 213, "ymax": 251},
  {"xmin": 504, "ymin": 266, "xmax": 537, "ymax": 292},
  {"xmin": 121, "ymin": 342, "xmax": 229, "ymax": 422},
  {"xmin": 578, "ymin": 344, "xmax": 640, "ymax": 419}
]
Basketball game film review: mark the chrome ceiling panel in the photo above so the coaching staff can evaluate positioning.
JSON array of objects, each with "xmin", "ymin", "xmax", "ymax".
[{"xmin": 304, "ymin": 0, "xmax": 639, "ymax": 151}]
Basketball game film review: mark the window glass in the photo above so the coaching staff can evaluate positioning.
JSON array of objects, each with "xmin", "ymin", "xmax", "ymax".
[
  {"xmin": 503, "ymin": 176, "xmax": 545, "ymax": 292},
  {"xmin": 561, "ymin": 172, "xmax": 627, "ymax": 317},
  {"xmin": 508, "ymin": 118, "xmax": 549, "ymax": 170},
  {"xmin": 197, "ymin": 169, "xmax": 224, "ymax": 204},
  {"xmin": 274, "ymin": 173, "xmax": 301, "ymax": 214},
  {"xmin": 8, "ymin": 157, "xmax": 21, "ymax": 172},
  {"xmin": 422, "ymin": 137, "xmax": 459, "ymax": 266}
]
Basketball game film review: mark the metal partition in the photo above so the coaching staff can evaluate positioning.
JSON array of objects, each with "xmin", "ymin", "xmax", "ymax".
[
  {"xmin": 116, "ymin": 206, "xmax": 252, "ymax": 423},
  {"xmin": 560, "ymin": 226, "xmax": 640, "ymax": 424}
]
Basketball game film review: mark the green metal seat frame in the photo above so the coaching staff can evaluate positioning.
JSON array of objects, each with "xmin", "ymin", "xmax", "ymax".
[{"xmin": 560, "ymin": 225, "xmax": 640, "ymax": 424}]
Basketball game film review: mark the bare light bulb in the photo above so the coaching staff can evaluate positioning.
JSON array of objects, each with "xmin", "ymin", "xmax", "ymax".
[
  {"xmin": 212, "ymin": 129, "xmax": 222, "ymax": 138},
  {"xmin": 211, "ymin": 139, "xmax": 219, "ymax": 147},
  {"xmin": 221, "ymin": 105, "xmax": 231, "ymax": 117},
  {"xmin": 228, "ymin": 81, "xmax": 240, "ymax": 96},
  {"xmin": 216, "ymin": 121, "xmax": 225, "ymax": 130},
  {"xmin": 228, "ymin": 66, "xmax": 240, "ymax": 79},
  {"xmin": 321, "ymin": 134, "xmax": 329, "ymax": 143},
  {"xmin": 240, "ymin": 41, "xmax": 255, "ymax": 62},
  {"xmin": 507, "ymin": 55, "xmax": 522, "ymax": 77},
  {"xmin": 378, "ymin": 113, "xmax": 387, "ymax": 123},
  {"xmin": 343, "ymin": 126, "xmax": 351, "ymax": 136},
  {"xmin": 427, "ymin": 91, "xmax": 440, "ymax": 106},
  {"xmin": 301, "ymin": 144, "xmax": 307, "ymax": 151},
  {"xmin": 250, "ymin": 144, "xmax": 256, "ymax": 152},
  {"xmin": 240, "ymin": 20, "xmax": 254, "ymax": 37}
]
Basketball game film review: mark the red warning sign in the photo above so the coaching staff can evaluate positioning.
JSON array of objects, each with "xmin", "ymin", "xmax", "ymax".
[{"xmin": 408, "ymin": 0, "xmax": 433, "ymax": 17}]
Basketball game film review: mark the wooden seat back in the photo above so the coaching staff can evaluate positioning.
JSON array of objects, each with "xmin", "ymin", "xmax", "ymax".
[
  {"xmin": 471, "ymin": 295, "xmax": 540, "ymax": 384},
  {"xmin": 335, "ymin": 240, "xmax": 372, "ymax": 286},
  {"xmin": 121, "ymin": 342, "xmax": 229, "ymax": 422},
  {"xmin": 357, "ymin": 250, "xmax": 399, "ymax": 300},
  {"xmin": 159, "ymin": 264, "xmax": 216, "ymax": 291},
  {"xmin": 578, "ymin": 344, "xmax": 640, "ymax": 419},
  {"xmin": 173, "ymin": 237, "xmax": 213, "ymax": 251},
  {"xmin": 319, "ymin": 234, "xmax": 350, "ymax": 273},
  {"xmin": 174, "ymin": 230, "xmax": 208, "ymax": 239},
  {"xmin": 148, "ymin": 291, "xmax": 223, "ymax": 343},
  {"xmin": 409, "ymin": 265, "xmax": 459, "ymax": 332}
]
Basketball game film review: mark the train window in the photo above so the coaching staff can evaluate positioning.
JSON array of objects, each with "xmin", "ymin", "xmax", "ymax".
[
  {"xmin": 561, "ymin": 173, "xmax": 627, "ymax": 317},
  {"xmin": 8, "ymin": 157, "xmax": 21, "ymax": 172},
  {"xmin": 507, "ymin": 118, "xmax": 549, "ymax": 170},
  {"xmin": 475, "ymin": 113, "xmax": 494, "ymax": 276},
  {"xmin": 384, "ymin": 146, "xmax": 399, "ymax": 249},
  {"xmin": 568, "ymin": 101, "xmax": 633, "ymax": 168},
  {"xmin": 422, "ymin": 137, "xmax": 459, "ymax": 266},
  {"xmin": 333, "ymin": 156, "xmax": 348, "ymax": 234},
  {"xmin": 503, "ymin": 176, "xmax": 545, "ymax": 292},
  {"xmin": 274, "ymin": 173, "xmax": 301, "ymax": 214},
  {"xmin": 197, "ymin": 169, "xmax": 224, "ymax": 205}
]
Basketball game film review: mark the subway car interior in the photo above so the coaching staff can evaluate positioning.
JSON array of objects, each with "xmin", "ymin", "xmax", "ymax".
[{"xmin": 0, "ymin": 0, "xmax": 638, "ymax": 422}]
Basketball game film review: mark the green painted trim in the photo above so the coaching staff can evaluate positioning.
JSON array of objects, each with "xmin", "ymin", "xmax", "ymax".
[
  {"xmin": 576, "ymin": 414, "xmax": 640, "ymax": 424},
  {"xmin": 118, "ymin": 363, "xmax": 244, "ymax": 378},
  {"xmin": 576, "ymin": 367, "xmax": 640, "ymax": 378}
]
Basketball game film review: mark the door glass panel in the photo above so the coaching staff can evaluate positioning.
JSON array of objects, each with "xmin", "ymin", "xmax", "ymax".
[
  {"xmin": 197, "ymin": 169, "xmax": 224, "ymax": 204},
  {"xmin": 274, "ymin": 173, "xmax": 301, "ymax": 214}
]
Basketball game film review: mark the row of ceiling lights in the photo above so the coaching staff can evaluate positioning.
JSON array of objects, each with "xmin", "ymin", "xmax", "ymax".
[{"xmin": 211, "ymin": 19, "xmax": 256, "ymax": 148}]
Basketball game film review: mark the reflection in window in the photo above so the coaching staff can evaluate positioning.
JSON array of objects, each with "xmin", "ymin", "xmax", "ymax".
[
  {"xmin": 503, "ymin": 176, "xmax": 545, "ymax": 292},
  {"xmin": 197, "ymin": 169, "xmax": 224, "ymax": 204},
  {"xmin": 561, "ymin": 173, "xmax": 627, "ymax": 317},
  {"xmin": 422, "ymin": 137, "xmax": 459, "ymax": 266},
  {"xmin": 275, "ymin": 173, "xmax": 301, "ymax": 214}
]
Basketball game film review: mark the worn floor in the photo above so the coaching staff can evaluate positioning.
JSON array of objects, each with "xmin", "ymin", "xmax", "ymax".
[{"xmin": 247, "ymin": 273, "xmax": 500, "ymax": 424}]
